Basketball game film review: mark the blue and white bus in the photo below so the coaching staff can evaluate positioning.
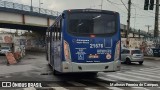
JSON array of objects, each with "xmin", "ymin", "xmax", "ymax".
[{"xmin": 46, "ymin": 9, "xmax": 121, "ymax": 74}]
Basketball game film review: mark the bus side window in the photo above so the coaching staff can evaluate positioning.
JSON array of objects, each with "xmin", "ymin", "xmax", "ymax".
[
  {"xmin": 48, "ymin": 29, "xmax": 50, "ymax": 42},
  {"xmin": 51, "ymin": 27, "xmax": 54, "ymax": 41},
  {"xmin": 56, "ymin": 24, "xmax": 59, "ymax": 41},
  {"xmin": 53, "ymin": 18, "xmax": 62, "ymax": 41},
  {"xmin": 59, "ymin": 19, "xmax": 62, "ymax": 40},
  {"xmin": 56, "ymin": 27, "xmax": 58, "ymax": 41},
  {"xmin": 56, "ymin": 20, "xmax": 61, "ymax": 41},
  {"xmin": 54, "ymin": 25, "xmax": 57, "ymax": 41}
]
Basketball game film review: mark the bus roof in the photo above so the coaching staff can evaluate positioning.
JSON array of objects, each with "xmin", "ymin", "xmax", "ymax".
[{"xmin": 63, "ymin": 9, "xmax": 119, "ymax": 14}]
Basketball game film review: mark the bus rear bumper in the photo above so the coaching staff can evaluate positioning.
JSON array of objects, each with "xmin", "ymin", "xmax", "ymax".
[{"xmin": 62, "ymin": 60, "xmax": 121, "ymax": 73}]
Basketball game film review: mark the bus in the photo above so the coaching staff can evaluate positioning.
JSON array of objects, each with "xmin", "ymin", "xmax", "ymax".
[{"xmin": 46, "ymin": 9, "xmax": 121, "ymax": 75}]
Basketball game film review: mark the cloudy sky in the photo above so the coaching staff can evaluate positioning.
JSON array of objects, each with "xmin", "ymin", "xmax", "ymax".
[{"xmin": 1, "ymin": 0, "xmax": 158, "ymax": 32}]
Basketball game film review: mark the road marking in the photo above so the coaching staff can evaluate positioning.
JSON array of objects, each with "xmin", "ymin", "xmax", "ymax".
[
  {"xmin": 67, "ymin": 81, "xmax": 86, "ymax": 86},
  {"xmin": 131, "ymin": 70, "xmax": 160, "ymax": 75},
  {"xmin": 132, "ymin": 87, "xmax": 150, "ymax": 90},
  {"xmin": 106, "ymin": 74, "xmax": 139, "ymax": 81},
  {"xmin": 47, "ymin": 83, "xmax": 61, "ymax": 87},
  {"xmin": 125, "ymin": 71, "xmax": 160, "ymax": 80},
  {"xmin": 155, "ymin": 58, "xmax": 160, "ymax": 60},
  {"xmin": 98, "ymin": 76, "xmax": 116, "ymax": 81},
  {"xmin": 95, "ymin": 82, "xmax": 124, "ymax": 90},
  {"xmin": 85, "ymin": 88, "xmax": 98, "ymax": 90},
  {"xmin": 141, "ymin": 69, "xmax": 160, "ymax": 73},
  {"xmin": 51, "ymin": 87, "xmax": 69, "ymax": 90},
  {"xmin": 108, "ymin": 87, "xmax": 124, "ymax": 90},
  {"xmin": 140, "ymin": 67, "xmax": 160, "ymax": 71},
  {"xmin": 116, "ymin": 73, "xmax": 157, "ymax": 81},
  {"xmin": 23, "ymin": 88, "xmax": 36, "ymax": 90}
]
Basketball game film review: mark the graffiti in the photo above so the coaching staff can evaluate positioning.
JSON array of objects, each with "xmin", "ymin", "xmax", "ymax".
[
  {"xmin": 121, "ymin": 37, "xmax": 160, "ymax": 56},
  {"xmin": 4, "ymin": 36, "xmax": 12, "ymax": 43},
  {"xmin": 20, "ymin": 39, "xmax": 26, "ymax": 45},
  {"xmin": 26, "ymin": 39, "xmax": 31, "ymax": 46},
  {"xmin": 33, "ymin": 39, "xmax": 45, "ymax": 47}
]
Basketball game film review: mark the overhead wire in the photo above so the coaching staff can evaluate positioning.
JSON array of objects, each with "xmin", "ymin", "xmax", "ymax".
[
  {"xmin": 105, "ymin": 0, "xmax": 154, "ymax": 19},
  {"xmin": 132, "ymin": 3, "xmax": 155, "ymax": 15},
  {"xmin": 106, "ymin": 0, "xmax": 124, "ymax": 5},
  {"xmin": 120, "ymin": 0, "xmax": 128, "ymax": 11},
  {"xmin": 105, "ymin": 0, "xmax": 127, "ymax": 14}
]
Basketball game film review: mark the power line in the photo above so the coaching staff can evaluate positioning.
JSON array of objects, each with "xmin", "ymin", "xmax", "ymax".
[
  {"xmin": 132, "ymin": 3, "xmax": 155, "ymax": 15},
  {"xmin": 120, "ymin": 0, "xmax": 128, "ymax": 11},
  {"xmin": 105, "ymin": 0, "xmax": 154, "ymax": 19},
  {"xmin": 105, "ymin": 0, "xmax": 127, "ymax": 14},
  {"xmin": 106, "ymin": 0, "xmax": 125, "ymax": 5}
]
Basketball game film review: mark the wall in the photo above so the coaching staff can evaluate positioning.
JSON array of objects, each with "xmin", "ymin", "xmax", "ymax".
[
  {"xmin": 121, "ymin": 37, "xmax": 160, "ymax": 56},
  {"xmin": 14, "ymin": 35, "xmax": 45, "ymax": 52}
]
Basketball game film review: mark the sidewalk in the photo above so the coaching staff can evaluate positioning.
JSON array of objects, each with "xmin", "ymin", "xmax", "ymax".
[{"xmin": 144, "ymin": 56, "xmax": 160, "ymax": 60}]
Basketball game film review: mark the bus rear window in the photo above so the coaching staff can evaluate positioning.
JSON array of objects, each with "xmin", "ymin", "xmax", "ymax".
[
  {"xmin": 131, "ymin": 50, "xmax": 142, "ymax": 54},
  {"xmin": 68, "ymin": 13, "xmax": 116, "ymax": 36}
]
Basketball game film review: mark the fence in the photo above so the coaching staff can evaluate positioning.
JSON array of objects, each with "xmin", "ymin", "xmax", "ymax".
[{"xmin": 0, "ymin": 0, "xmax": 61, "ymax": 16}]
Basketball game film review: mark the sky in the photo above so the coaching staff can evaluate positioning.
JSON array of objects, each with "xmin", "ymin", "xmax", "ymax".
[{"xmin": 0, "ymin": 0, "xmax": 158, "ymax": 32}]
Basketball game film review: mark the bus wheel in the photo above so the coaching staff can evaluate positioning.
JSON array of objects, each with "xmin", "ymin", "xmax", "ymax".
[
  {"xmin": 53, "ymin": 69, "xmax": 61, "ymax": 75},
  {"xmin": 125, "ymin": 58, "xmax": 131, "ymax": 65},
  {"xmin": 88, "ymin": 72, "xmax": 98, "ymax": 77}
]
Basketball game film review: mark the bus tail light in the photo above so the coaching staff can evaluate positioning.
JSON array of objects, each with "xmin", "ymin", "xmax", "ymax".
[
  {"xmin": 114, "ymin": 41, "xmax": 120, "ymax": 60},
  {"xmin": 90, "ymin": 34, "xmax": 96, "ymax": 38},
  {"xmin": 64, "ymin": 40, "xmax": 71, "ymax": 62}
]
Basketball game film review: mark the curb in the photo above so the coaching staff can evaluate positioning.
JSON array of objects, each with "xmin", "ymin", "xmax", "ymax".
[{"xmin": 144, "ymin": 57, "xmax": 160, "ymax": 60}]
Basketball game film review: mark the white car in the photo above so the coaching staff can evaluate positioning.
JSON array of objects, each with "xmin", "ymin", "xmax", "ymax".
[
  {"xmin": 121, "ymin": 48, "xmax": 144, "ymax": 65},
  {"xmin": 0, "ymin": 46, "xmax": 11, "ymax": 55}
]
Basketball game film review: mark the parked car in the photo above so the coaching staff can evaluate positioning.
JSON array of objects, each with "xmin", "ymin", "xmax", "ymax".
[
  {"xmin": 121, "ymin": 48, "xmax": 144, "ymax": 65},
  {"xmin": 0, "ymin": 46, "xmax": 11, "ymax": 55}
]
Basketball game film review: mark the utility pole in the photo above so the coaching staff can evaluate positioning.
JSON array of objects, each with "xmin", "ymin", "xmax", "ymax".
[
  {"xmin": 154, "ymin": 0, "xmax": 159, "ymax": 37},
  {"xmin": 126, "ymin": 0, "xmax": 131, "ymax": 39},
  {"xmin": 39, "ymin": 0, "xmax": 43, "ymax": 13},
  {"xmin": 100, "ymin": 0, "xmax": 103, "ymax": 10},
  {"xmin": 145, "ymin": 25, "xmax": 151, "ymax": 33},
  {"xmin": 31, "ymin": 0, "xmax": 32, "ymax": 11}
]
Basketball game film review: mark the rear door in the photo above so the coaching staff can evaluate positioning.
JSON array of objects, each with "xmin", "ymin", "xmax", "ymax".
[{"xmin": 132, "ymin": 50, "xmax": 143, "ymax": 58}]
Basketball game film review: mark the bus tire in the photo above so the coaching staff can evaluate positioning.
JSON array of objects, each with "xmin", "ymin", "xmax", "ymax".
[
  {"xmin": 125, "ymin": 58, "xmax": 131, "ymax": 64},
  {"xmin": 92, "ymin": 72, "xmax": 98, "ymax": 77},
  {"xmin": 53, "ymin": 69, "xmax": 61, "ymax": 75},
  {"xmin": 87, "ymin": 72, "xmax": 97, "ymax": 77}
]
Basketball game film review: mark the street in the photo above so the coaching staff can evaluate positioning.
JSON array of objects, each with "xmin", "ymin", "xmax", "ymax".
[
  {"xmin": 0, "ymin": 0, "xmax": 160, "ymax": 90},
  {"xmin": 0, "ymin": 52, "xmax": 160, "ymax": 90}
]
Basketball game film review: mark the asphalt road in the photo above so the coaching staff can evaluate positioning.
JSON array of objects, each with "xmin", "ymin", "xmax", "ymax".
[{"xmin": 0, "ymin": 52, "xmax": 160, "ymax": 90}]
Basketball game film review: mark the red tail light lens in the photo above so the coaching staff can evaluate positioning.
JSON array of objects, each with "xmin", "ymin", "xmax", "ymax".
[
  {"xmin": 90, "ymin": 35, "xmax": 96, "ymax": 38},
  {"xmin": 64, "ymin": 40, "xmax": 71, "ymax": 62}
]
